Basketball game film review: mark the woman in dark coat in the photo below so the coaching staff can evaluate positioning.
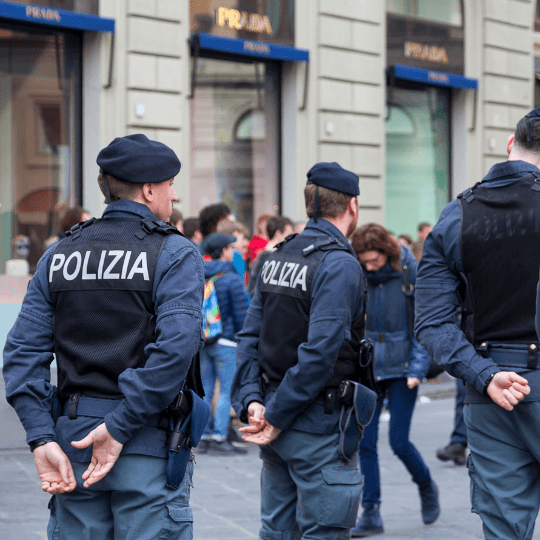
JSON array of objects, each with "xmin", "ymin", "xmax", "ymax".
[{"xmin": 350, "ymin": 223, "xmax": 439, "ymax": 537}]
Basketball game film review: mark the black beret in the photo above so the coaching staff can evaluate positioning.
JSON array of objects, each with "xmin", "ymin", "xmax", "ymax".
[
  {"xmin": 526, "ymin": 107, "xmax": 540, "ymax": 119},
  {"xmin": 306, "ymin": 162, "xmax": 360, "ymax": 196},
  {"xmin": 96, "ymin": 134, "xmax": 181, "ymax": 184},
  {"xmin": 204, "ymin": 233, "xmax": 236, "ymax": 258}
]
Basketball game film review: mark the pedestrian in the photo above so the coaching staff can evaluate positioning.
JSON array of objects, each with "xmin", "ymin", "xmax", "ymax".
[
  {"xmin": 217, "ymin": 219, "xmax": 250, "ymax": 280},
  {"xmin": 3, "ymin": 134, "xmax": 205, "ymax": 539},
  {"xmin": 246, "ymin": 213, "xmax": 272, "ymax": 264},
  {"xmin": 397, "ymin": 233, "xmax": 413, "ymax": 248},
  {"xmin": 199, "ymin": 232, "xmax": 249, "ymax": 455},
  {"xmin": 44, "ymin": 206, "xmax": 91, "ymax": 250},
  {"xmin": 198, "ymin": 202, "xmax": 231, "ymax": 253},
  {"xmin": 350, "ymin": 223, "xmax": 439, "ymax": 537},
  {"xmin": 246, "ymin": 215, "xmax": 294, "ymax": 296},
  {"xmin": 169, "ymin": 207, "xmax": 183, "ymax": 231},
  {"xmin": 436, "ymin": 379, "xmax": 467, "ymax": 465},
  {"xmin": 415, "ymin": 109, "xmax": 536, "ymax": 540},
  {"xmin": 231, "ymin": 162, "xmax": 374, "ymax": 539},
  {"xmin": 183, "ymin": 217, "xmax": 203, "ymax": 245}
]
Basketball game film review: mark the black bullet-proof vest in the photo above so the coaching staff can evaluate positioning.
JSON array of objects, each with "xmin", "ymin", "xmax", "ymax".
[
  {"xmin": 459, "ymin": 174, "xmax": 540, "ymax": 347},
  {"xmin": 258, "ymin": 234, "xmax": 365, "ymax": 389},
  {"xmin": 48, "ymin": 217, "xmax": 182, "ymax": 399}
]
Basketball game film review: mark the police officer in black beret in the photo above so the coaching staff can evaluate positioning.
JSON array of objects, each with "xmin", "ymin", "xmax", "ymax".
[
  {"xmin": 3, "ymin": 134, "xmax": 205, "ymax": 539},
  {"xmin": 231, "ymin": 162, "xmax": 375, "ymax": 539}
]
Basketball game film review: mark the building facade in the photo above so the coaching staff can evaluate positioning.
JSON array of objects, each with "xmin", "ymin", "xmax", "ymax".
[{"xmin": 0, "ymin": 0, "xmax": 536, "ymax": 328}]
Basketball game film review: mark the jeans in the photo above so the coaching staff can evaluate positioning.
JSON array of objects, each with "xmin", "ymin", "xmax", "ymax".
[
  {"xmin": 48, "ymin": 455, "xmax": 193, "ymax": 539},
  {"xmin": 359, "ymin": 378, "xmax": 431, "ymax": 505},
  {"xmin": 259, "ymin": 430, "xmax": 363, "ymax": 540},
  {"xmin": 200, "ymin": 341, "xmax": 236, "ymax": 441},
  {"xmin": 450, "ymin": 378, "xmax": 467, "ymax": 446}
]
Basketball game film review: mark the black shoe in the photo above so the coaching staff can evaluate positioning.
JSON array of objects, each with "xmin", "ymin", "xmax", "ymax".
[
  {"xmin": 351, "ymin": 503, "xmax": 384, "ymax": 537},
  {"xmin": 436, "ymin": 442, "xmax": 466, "ymax": 465},
  {"xmin": 196, "ymin": 439, "xmax": 210, "ymax": 454},
  {"xmin": 419, "ymin": 480, "xmax": 440, "ymax": 525},
  {"xmin": 208, "ymin": 440, "xmax": 248, "ymax": 456}
]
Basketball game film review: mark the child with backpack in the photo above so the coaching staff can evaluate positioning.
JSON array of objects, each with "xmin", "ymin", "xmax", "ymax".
[{"xmin": 200, "ymin": 233, "xmax": 249, "ymax": 455}]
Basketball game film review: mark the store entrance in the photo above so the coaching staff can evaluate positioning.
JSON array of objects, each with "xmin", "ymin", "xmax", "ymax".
[
  {"xmin": 385, "ymin": 82, "xmax": 451, "ymax": 239},
  {"xmin": 190, "ymin": 57, "xmax": 281, "ymax": 232}
]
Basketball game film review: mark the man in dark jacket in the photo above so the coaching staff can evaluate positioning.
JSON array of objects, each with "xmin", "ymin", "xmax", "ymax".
[
  {"xmin": 231, "ymin": 162, "xmax": 368, "ymax": 540},
  {"xmin": 3, "ymin": 134, "xmax": 204, "ymax": 539},
  {"xmin": 200, "ymin": 233, "xmax": 249, "ymax": 455}
]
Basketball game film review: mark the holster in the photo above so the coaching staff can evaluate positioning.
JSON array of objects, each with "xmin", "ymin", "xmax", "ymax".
[
  {"xmin": 337, "ymin": 380, "xmax": 378, "ymax": 462},
  {"xmin": 165, "ymin": 389, "xmax": 211, "ymax": 489}
]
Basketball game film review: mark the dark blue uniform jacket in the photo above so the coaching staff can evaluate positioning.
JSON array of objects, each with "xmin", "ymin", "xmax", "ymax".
[
  {"xmin": 415, "ymin": 160, "xmax": 540, "ymax": 403},
  {"xmin": 3, "ymin": 200, "xmax": 205, "ymax": 460},
  {"xmin": 231, "ymin": 218, "xmax": 364, "ymax": 434}
]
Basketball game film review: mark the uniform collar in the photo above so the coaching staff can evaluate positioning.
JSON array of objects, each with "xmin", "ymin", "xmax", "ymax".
[
  {"xmin": 102, "ymin": 199, "xmax": 159, "ymax": 220},
  {"xmin": 304, "ymin": 217, "xmax": 356, "ymax": 257},
  {"xmin": 482, "ymin": 160, "xmax": 540, "ymax": 183}
]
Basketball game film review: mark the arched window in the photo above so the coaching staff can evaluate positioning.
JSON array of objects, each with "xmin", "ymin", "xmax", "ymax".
[
  {"xmin": 387, "ymin": 0, "xmax": 463, "ymax": 27},
  {"xmin": 234, "ymin": 109, "xmax": 266, "ymax": 141}
]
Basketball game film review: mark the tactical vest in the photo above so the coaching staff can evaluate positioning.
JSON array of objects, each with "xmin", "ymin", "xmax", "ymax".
[
  {"xmin": 48, "ymin": 217, "xmax": 182, "ymax": 399},
  {"xmin": 258, "ymin": 234, "xmax": 365, "ymax": 389},
  {"xmin": 458, "ymin": 173, "xmax": 540, "ymax": 348}
]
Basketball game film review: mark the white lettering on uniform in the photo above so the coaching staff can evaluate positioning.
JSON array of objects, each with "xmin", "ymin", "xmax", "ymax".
[
  {"xmin": 262, "ymin": 260, "xmax": 275, "ymax": 283},
  {"xmin": 82, "ymin": 251, "xmax": 96, "ymax": 280},
  {"xmin": 121, "ymin": 251, "xmax": 132, "ymax": 279},
  {"xmin": 127, "ymin": 252, "xmax": 149, "ymax": 280},
  {"xmin": 292, "ymin": 265, "xmax": 308, "ymax": 291},
  {"xmin": 98, "ymin": 250, "xmax": 106, "ymax": 279},
  {"xmin": 269, "ymin": 261, "xmax": 281, "ymax": 285},
  {"xmin": 49, "ymin": 254, "xmax": 65, "ymax": 282},
  {"xmin": 63, "ymin": 252, "xmax": 82, "ymax": 281},
  {"xmin": 48, "ymin": 249, "xmax": 150, "ymax": 282},
  {"xmin": 278, "ymin": 262, "xmax": 294, "ymax": 287},
  {"xmin": 103, "ymin": 250, "xmax": 123, "ymax": 279}
]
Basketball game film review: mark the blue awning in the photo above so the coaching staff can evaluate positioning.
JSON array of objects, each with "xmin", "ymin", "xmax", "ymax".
[
  {"xmin": 393, "ymin": 64, "xmax": 478, "ymax": 90},
  {"xmin": 195, "ymin": 32, "xmax": 309, "ymax": 62},
  {"xmin": 0, "ymin": 1, "xmax": 114, "ymax": 32}
]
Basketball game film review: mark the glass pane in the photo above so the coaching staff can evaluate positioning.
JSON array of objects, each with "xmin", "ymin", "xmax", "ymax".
[
  {"xmin": 0, "ymin": 25, "xmax": 81, "ymax": 273},
  {"xmin": 190, "ymin": 58, "xmax": 280, "ymax": 233},
  {"xmin": 387, "ymin": 0, "xmax": 463, "ymax": 26},
  {"xmin": 536, "ymin": 0, "xmax": 540, "ymax": 32},
  {"xmin": 385, "ymin": 85, "xmax": 451, "ymax": 238},
  {"xmin": 417, "ymin": 0, "xmax": 462, "ymax": 26}
]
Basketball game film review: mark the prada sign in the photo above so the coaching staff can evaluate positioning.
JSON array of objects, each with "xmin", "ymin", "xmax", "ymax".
[
  {"xmin": 387, "ymin": 15, "xmax": 464, "ymax": 75},
  {"xmin": 190, "ymin": 0, "xmax": 294, "ymax": 46}
]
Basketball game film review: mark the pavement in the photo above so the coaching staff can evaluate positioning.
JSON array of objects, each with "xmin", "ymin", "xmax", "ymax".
[{"xmin": 1, "ymin": 373, "xmax": 540, "ymax": 540}]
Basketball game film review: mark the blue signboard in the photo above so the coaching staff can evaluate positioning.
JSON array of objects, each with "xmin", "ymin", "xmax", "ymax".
[
  {"xmin": 0, "ymin": 1, "xmax": 114, "ymax": 32},
  {"xmin": 196, "ymin": 32, "xmax": 309, "ymax": 62},
  {"xmin": 393, "ymin": 64, "xmax": 477, "ymax": 90}
]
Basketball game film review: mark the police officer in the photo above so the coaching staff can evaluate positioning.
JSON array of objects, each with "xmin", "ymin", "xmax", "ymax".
[
  {"xmin": 231, "ymin": 162, "xmax": 367, "ymax": 540},
  {"xmin": 415, "ymin": 110, "xmax": 540, "ymax": 540},
  {"xmin": 3, "ymin": 134, "xmax": 204, "ymax": 539}
]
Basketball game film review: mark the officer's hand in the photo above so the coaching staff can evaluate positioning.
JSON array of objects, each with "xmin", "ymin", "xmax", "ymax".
[
  {"xmin": 241, "ymin": 422, "xmax": 281, "ymax": 446},
  {"xmin": 407, "ymin": 377, "xmax": 421, "ymax": 389},
  {"xmin": 71, "ymin": 423, "xmax": 123, "ymax": 488},
  {"xmin": 487, "ymin": 372, "xmax": 531, "ymax": 411},
  {"xmin": 240, "ymin": 401, "xmax": 267, "ymax": 435},
  {"xmin": 34, "ymin": 442, "xmax": 77, "ymax": 494}
]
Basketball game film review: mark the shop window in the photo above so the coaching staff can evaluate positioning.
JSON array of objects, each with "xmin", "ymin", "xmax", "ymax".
[
  {"xmin": 387, "ymin": 0, "xmax": 463, "ymax": 27},
  {"xmin": 0, "ymin": 24, "xmax": 82, "ymax": 273},
  {"xmin": 535, "ymin": 0, "xmax": 540, "ymax": 106},
  {"xmin": 385, "ymin": 85, "xmax": 451, "ymax": 238},
  {"xmin": 234, "ymin": 110, "xmax": 266, "ymax": 141},
  {"xmin": 190, "ymin": 58, "xmax": 281, "ymax": 232}
]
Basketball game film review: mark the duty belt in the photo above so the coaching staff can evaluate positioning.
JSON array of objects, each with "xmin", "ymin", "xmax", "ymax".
[
  {"xmin": 476, "ymin": 343, "xmax": 540, "ymax": 370},
  {"xmin": 61, "ymin": 394, "xmax": 161, "ymax": 427}
]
